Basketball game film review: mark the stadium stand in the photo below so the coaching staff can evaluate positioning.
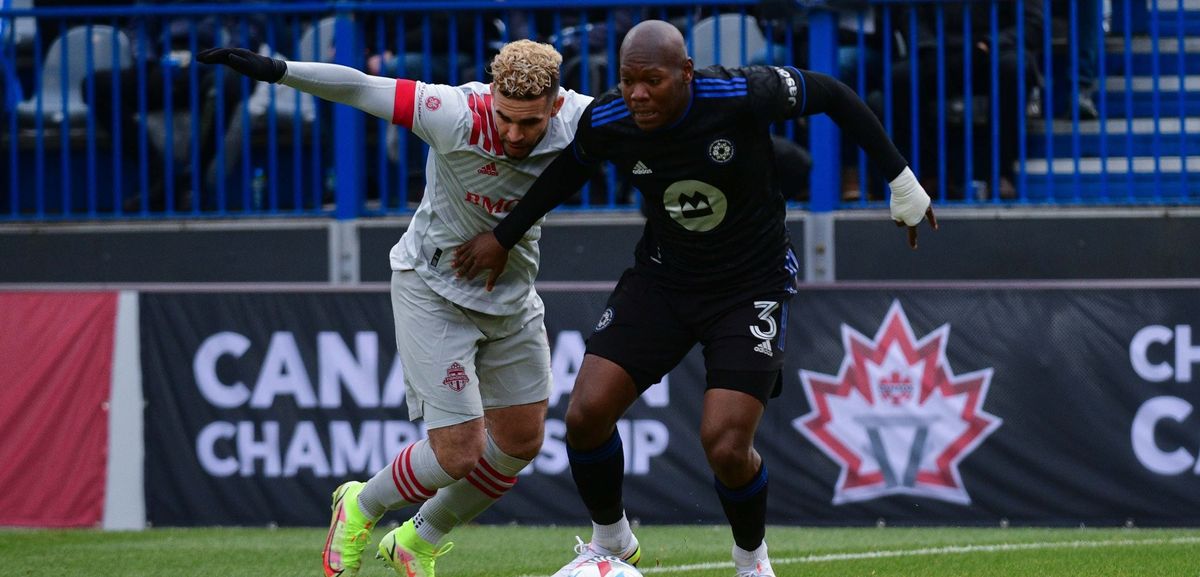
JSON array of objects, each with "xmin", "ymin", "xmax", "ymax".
[{"xmin": 0, "ymin": 1, "xmax": 1197, "ymax": 220}]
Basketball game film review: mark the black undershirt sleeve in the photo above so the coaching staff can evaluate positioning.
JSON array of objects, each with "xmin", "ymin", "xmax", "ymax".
[
  {"xmin": 796, "ymin": 69, "xmax": 909, "ymax": 181},
  {"xmin": 492, "ymin": 141, "xmax": 595, "ymax": 249}
]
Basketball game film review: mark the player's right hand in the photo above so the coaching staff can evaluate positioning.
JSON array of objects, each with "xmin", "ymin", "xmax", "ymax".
[
  {"xmin": 888, "ymin": 166, "xmax": 938, "ymax": 249},
  {"xmin": 196, "ymin": 47, "xmax": 287, "ymax": 83},
  {"xmin": 453, "ymin": 232, "xmax": 509, "ymax": 292}
]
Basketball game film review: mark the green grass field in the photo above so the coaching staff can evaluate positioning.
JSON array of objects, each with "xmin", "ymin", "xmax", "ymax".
[{"xmin": 4, "ymin": 524, "xmax": 1199, "ymax": 576}]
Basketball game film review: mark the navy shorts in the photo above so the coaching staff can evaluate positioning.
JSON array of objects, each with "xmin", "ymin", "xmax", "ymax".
[{"xmin": 586, "ymin": 268, "xmax": 793, "ymax": 404}]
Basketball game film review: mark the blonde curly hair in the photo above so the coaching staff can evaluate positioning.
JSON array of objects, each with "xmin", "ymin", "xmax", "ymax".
[{"xmin": 488, "ymin": 39, "xmax": 562, "ymax": 99}]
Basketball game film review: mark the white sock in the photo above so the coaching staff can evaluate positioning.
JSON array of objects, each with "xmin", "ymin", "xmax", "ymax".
[
  {"xmin": 733, "ymin": 540, "xmax": 769, "ymax": 568},
  {"xmin": 416, "ymin": 433, "xmax": 527, "ymax": 545},
  {"xmin": 592, "ymin": 513, "xmax": 634, "ymax": 553},
  {"xmin": 358, "ymin": 439, "xmax": 455, "ymax": 519}
]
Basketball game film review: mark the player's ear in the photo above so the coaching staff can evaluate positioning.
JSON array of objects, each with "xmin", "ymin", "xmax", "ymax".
[
  {"xmin": 681, "ymin": 58, "xmax": 694, "ymax": 83},
  {"xmin": 550, "ymin": 94, "xmax": 565, "ymax": 116}
]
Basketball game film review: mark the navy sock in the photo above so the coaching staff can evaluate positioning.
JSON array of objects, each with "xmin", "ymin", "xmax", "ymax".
[
  {"xmin": 715, "ymin": 463, "xmax": 769, "ymax": 551},
  {"xmin": 568, "ymin": 430, "xmax": 626, "ymax": 525}
]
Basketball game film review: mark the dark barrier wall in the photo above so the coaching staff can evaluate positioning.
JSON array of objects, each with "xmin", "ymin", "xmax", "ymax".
[
  {"xmin": 140, "ymin": 286, "xmax": 1200, "ymax": 527},
  {"xmin": 835, "ymin": 216, "xmax": 1200, "ymax": 280},
  {"xmin": 5, "ymin": 212, "xmax": 1200, "ymax": 283},
  {"xmin": 0, "ymin": 227, "xmax": 330, "ymax": 283}
]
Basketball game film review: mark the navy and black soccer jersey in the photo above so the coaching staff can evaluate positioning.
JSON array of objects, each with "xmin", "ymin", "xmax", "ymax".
[
  {"xmin": 493, "ymin": 65, "xmax": 909, "ymax": 293},
  {"xmin": 572, "ymin": 65, "xmax": 806, "ymax": 293}
]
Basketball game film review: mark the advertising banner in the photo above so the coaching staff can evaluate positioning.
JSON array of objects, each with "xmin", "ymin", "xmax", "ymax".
[
  {"xmin": 140, "ymin": 287, "xmax": 1200, "ymax": 526},
  {"xmin": 0, "ymin": 292, "xmax": 116, "ymax": 527}
]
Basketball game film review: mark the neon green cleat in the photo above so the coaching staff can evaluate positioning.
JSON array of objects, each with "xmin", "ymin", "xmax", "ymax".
[
  {"xmin": 376, "ymin": 519, "xmax": 454, "ymax": 577},
  {"xmin": 322, "ymin": 481, "xmax": 378, "ymax": 577}
]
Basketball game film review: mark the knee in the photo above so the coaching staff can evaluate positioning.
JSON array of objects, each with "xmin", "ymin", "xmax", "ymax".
[
  {"xmin": 433, "ymin": 438, "xmax": 486, "ymax": 479},
  {"xmin": 564, "ymin": 401, "xmax": 616, "ymax": 450},
  {"xmin": 701, "ymin": 431, "xmax": 754, "ymax": 478},
  {"xmin": 492, "ymin": 427, "xmax": 544, "ymax": 462}
]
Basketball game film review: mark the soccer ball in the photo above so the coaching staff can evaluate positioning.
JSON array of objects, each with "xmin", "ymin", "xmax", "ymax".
[{"xmin": 568, "ymin": 556, "xmax": 644, "ymax": 577}]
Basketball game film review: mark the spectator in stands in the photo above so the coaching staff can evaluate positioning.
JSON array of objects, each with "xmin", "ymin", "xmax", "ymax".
[
  {"xmin": 362, "ymin": 12, "xmax": 477, "ymax": 84},
  {"xmin": 755, "ymin": 0, "xmax": 886, "ymax": 200},
  {"xmin": 0, "ymin": 24, "xmax": 19, "ymax": 113},
  {"xmin": 870, "ymin": 2, "xmax": 1044, "ymax": 199},
  {"xmin": 1052, "ymin": 0, "xmax": 1102, "ymax": 120},
  {"xmin": 25, "ymin": 0, "xmax": 123, "ymax": 56},
  {"xmin": 831, "ymin": 7, "xmax": 885, "ymax": 200},
  {"xmin": 81, "ymin": 0, "xmax": 269, "ymax": 211}
]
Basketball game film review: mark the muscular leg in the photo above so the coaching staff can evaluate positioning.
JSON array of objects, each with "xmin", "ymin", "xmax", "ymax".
[
  {"xmin": 565, "ymin": 354, "xmax": 640, "ymax": 448},
  {"xmin": 357, "ymin": 418, "xmax": 484, "ymax": 520},
  {"xmin": 413, "ymin": 400, "xmax": 548, "ymax": 544},
  {"xmin": 485, "ymin": 399, "xmax": 549, "ymax": 459},
  {"xmin": 701, "ymin": 388, "xmax": 769, "ymax": 553},
  {"xmin": 701, "ymin": 389, "xmax": 765, "ymax": 485},
  {"xmin": 560, "ymin": 354, "xmax": 641, "ymax": 553}
]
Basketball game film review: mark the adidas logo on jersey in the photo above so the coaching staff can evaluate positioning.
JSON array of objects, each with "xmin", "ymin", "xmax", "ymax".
[
  {"xmin": 632, "ymin": 161, "xmax": 653, "ymax": 175},
  {"xmin": 754, "ymin": 340, "xmax": 773, "ymax": 357},
  {"xmin": 477, "ymin": 162, "xmax": 499, "ymax": 176}
]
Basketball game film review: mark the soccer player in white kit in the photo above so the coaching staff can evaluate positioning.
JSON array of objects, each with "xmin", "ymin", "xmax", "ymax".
[{"xmin": 198, "ymin": 39, "xmax": 592, "ymax": 577}]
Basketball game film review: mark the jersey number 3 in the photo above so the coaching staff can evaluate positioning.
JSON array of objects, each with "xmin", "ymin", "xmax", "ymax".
[{"xmin": 750, "ymin": 301, "xmax": 780, "ymax": 341}]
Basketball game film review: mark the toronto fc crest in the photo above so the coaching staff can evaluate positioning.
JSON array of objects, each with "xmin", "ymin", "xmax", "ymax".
[{"xmin": 443, "ymin": 362, "xmax": 469, "ymax": 392}]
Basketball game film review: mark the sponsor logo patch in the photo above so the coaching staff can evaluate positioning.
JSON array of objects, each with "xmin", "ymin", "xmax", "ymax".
[
  {"xmin": 772, "ymin": 66, "xmax": 798, "ymax": 108},
  {"xmin": 663, "ymin": 180, "xmax": 727, "ymax": 232},
  {"xmin": 632, "ymin": 161, "xmax": 653, "ymax": 175},
  {"xmin": 794, "ymin": 300, "xmax": 1001, "ymax": 505},
  {"xmin": 477, "ymin": 162, "xmax": 499, "ymax": 176},
  {"xmin": 595, "ymin": 307, "xmax": 614, "ymax": 332},
  {"xmin": 464, "ymin": 191, "xmax": 518, "ymax": 214},
  {"xmin": 425, "ymin": 96, "xmax": 441, "ymax": 111}
]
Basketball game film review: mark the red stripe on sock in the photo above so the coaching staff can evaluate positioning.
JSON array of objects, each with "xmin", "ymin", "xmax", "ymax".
[
  {"xmin": 403, "ymin": 445, "xmax": 435, "ymax": 498},
  {"xmin": 477, "ymin": 458, "xmax": 518, "ymax": 485},
  {"xmin": 391, "ymin": 446, "xmax": 421, "ymax": 503},
  {"xmin": 466, "ymin": 472, "xmax": 503, "ymax": 499},
  {"xmin": 470, "ymin": 461, "xmax": 514, "ymax": 494}
]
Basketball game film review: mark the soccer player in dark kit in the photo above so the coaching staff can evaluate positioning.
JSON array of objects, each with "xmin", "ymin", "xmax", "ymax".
[{"xmin": 453, "ymin": 19, "xmax": 936, "ymax": 577}]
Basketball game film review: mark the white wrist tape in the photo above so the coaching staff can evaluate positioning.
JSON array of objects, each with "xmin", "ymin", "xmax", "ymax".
[{"xmin": 888, "ymin": 167, "xmax": 931, "ymax": 226}]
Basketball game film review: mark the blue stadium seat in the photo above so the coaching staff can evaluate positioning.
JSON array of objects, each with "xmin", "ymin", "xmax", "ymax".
[
  {"xmin": 691, "ymin": 13, "xmax": 766, "ymax": 69},
  {"xmin": 15, "ymin": 24, "xmax": 131, "ymax": 124}
]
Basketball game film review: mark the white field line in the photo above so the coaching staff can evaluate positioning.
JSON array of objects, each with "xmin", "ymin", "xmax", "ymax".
[{"xmin": 515, "ymin": 536, "xmax": 1200, "ymax": 576}]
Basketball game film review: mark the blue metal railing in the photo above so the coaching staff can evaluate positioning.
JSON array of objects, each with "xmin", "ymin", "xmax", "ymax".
[{"xmin": 0, "ymin": 0, "xmax": 1197, "ymax": 221}]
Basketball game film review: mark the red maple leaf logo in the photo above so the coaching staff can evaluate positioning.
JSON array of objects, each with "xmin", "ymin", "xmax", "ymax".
[{"xmin": 795, "ymin": 300, "xmax": 1001, "ymax": 504}]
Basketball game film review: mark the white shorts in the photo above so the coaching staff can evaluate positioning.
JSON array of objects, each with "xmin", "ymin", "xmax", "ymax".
[{"xmin": 391, "ymin": 270, "xmax": 552, "ymax": 429}]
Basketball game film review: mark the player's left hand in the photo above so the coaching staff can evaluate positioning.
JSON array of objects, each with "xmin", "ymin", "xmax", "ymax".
[
  {"xmin": 196, "ymin": 47, "xmax": 287, "ymax": 83},
  {"xmin": 453, "ymin": 232, "xmax": 508, "ymax": 291}
]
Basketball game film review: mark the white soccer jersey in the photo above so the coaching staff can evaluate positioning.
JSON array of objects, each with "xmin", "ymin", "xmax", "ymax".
[{"xmin": 388, "ymin": 80, "xmax": 591, "ymax": 315}]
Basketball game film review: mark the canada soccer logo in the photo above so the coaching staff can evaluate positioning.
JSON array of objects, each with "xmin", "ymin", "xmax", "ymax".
[
  {"xmin": 425, "ymin": 95, "xmax": 442, "ymax": 111},
  {"xmin": 795, "ymin": 300, "xmax": 1001, "ymax": 505}
]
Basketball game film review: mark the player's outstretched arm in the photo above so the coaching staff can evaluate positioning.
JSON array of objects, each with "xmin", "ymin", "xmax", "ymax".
[
  {"xmin": 196, "ymin": 47, "xmax": 396, "ymax": 122},
  {"xmin": 792, "ymin": 69, "xmax": 938, "ymax": 248}
]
